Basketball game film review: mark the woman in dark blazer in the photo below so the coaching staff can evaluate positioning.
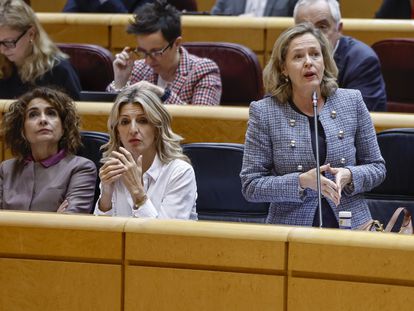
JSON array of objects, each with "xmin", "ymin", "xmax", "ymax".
[{"xmin": 240, "ymin": 23, "xmax": 386, "ymax": 229}]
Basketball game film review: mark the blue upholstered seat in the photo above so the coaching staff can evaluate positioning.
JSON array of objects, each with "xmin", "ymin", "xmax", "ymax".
[{"xmin": 182, "ymin": 143, "xmax": 269, "ymax": 222}]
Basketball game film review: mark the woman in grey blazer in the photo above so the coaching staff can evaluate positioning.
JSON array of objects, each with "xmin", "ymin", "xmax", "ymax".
[
  {"xmin": 240, "ymin": 23, "xmax": 386, "ymax": 229},
  {"xmin": 0, "ymin": 87, "xmax": 97, "ymax": 213}
]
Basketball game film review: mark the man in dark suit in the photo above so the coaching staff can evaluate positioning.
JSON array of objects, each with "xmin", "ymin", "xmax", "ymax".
[
  {"xmin": 294, "ymin": 0, "xmax": 387, "ymax": 111},
  {"xmin": 63, "ymin": 0, "xmax": 152, "ymax": 13},
  {"xmin": 375, "ymin": 0, "xmax": 413, "ymax": 19},
  {"xmin": 211, "ymin": 0, "xmax": 298, "ymax": 16}
]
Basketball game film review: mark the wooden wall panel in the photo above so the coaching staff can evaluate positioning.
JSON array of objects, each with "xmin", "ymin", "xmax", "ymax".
[
  {"xmin": 289, "ymin": 277, "xmax": 414, "ymax": 311},
  {"xmin": 288, "ymin": 228, "xmax": 414, "ymax": 283},
  {"xmin": 197, "ymin": 0, "xmax": 215, "ymax": 13},
  {"xmin": 125, "ymin": 266, "xmax": 285, "ymax": 311},
  {"xmin": 0, "ymin": 258, "xmax": 122, "ymax": 311},
  {"xmin": 124, "ymin": 219, "xmax": 289, "ymax": 272},
  {"xmin": 341, "ymin": 19, "xmax": 414, "ymax": 46},
  {"xmin": 341, "ymin": 0, "xmax": 383, "ymax": 18},
  {"xmin": 0, "ymin": 212, "xmax": 125, "ymax": 262},
  {"xmin": 38, "ymin": 13, "xmax": 111, "ymax": 48},
  {"xmin": 31, "ymin": 0, "xmax": 66, "ymax": 12}
]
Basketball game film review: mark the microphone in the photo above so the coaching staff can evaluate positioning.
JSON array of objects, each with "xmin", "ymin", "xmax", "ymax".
[{"xmin": 312, "ymin": 90, "xmax": 323, "ymax": 228}]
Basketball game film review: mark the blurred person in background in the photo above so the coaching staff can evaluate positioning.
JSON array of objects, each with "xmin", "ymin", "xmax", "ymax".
[
  {"xmin": 108, "ymin": 0, "xmax": 222, "ymax": 105},
  {"xmin": 294, "ymin": 0, "xmax": 387, "ymax": 111},
  {"xmin": 211, "ymin": 0, "xmax": 299, "ymax": 16},
  {"xmin": 0, "ymin": 0, "xmax": 81, "ymax": 99}
]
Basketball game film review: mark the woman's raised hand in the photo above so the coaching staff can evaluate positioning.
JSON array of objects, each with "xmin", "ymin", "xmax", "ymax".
[
  {"xmin": 111, "ymin": 147, "xmax": 146, "ymax": 200},
  {"xmin": 113, "ymin": 47, "xmax": 135, "ymax": 89}
]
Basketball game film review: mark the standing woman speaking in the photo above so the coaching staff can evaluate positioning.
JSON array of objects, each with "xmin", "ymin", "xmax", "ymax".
[
  {"xmin": 0, "ymin": 0, "xmax": 81, "ymax": 99},
  {"xmin": 240, "ymin": 23, "xmax": 386, "ymax": 229}
]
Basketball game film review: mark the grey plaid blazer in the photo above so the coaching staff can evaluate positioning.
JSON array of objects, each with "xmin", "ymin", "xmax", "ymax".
[{"xmin": 240, "ymin": 88, "xmax": 386, "ymax": 228}]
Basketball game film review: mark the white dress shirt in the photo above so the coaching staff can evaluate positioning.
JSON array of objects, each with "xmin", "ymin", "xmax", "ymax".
[
  {"xmin": 94, "ymin": 154, "xmax": 198, "ymax": 219},
  {"xmin": 243, "ymin": 0, "xmax": 267, "ymax": 16}
]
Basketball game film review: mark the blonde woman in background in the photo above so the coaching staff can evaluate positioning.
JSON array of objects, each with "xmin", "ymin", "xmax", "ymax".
[{"xmin": 0, "ymin": 0, "xmax": 81, "ymax": 99}]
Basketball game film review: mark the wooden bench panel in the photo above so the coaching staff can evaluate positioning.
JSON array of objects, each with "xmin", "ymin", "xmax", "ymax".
[
  {"xmin": 288, "ymin": 227, "xmax": 414, "ymax": 283},
  {"xmin": 124, "ymin": 219, "xmax": 289, "ymax": 272},
  {"xmin": 289, "ymin": 277, "xmax": 414, "ymax": 311},
  {"xmin": 38, "ymin": 13, "xmax": 111, "ymax": 47},
  {"xmin": 0, "ymin": 258, "xmax": 122, "ymax": 311},
  {"xmin": 0, "ymin": 211, "xmax": 125, "ymax": 262},
  {"xmin": 125, "ymin": 266, "xmax": 285, "ymax": 311}
]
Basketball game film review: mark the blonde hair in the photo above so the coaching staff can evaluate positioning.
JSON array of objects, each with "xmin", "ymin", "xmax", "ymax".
[
  {"xmin": 263, "ymin": 22, "xmax": 338, "ymax": 104},
  {"xmin": 103, "ymin": 82, "xmax": 190, "ymax": 164},
  {"xmin": 0, "ymin": 0, "xmax": 67, "ymax": 83}
]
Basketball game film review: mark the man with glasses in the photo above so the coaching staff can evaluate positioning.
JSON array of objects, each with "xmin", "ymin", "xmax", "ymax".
[
  {"xmin": 107, "ymin": 0, "xmax": 222, "ymax": 105},
  {"xmin": 293, "ymin": 0, "xmax": 387, "ymax": 111}
]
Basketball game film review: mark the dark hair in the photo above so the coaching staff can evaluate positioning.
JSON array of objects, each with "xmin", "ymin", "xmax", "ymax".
[
  {"xmin": 127, "ymin": 0, "xmax": 181, "ymax": 42},
  {"xmin": 2, "ymin": 87, "xmax": 82, "ymax": 161}
]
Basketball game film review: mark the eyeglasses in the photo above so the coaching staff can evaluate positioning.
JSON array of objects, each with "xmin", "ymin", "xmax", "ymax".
[
  {"xmin": 0, "ymin": 29, "xmax": 28, "ymax": 49},
  {"xmin": 133, "ymin": 41, "xmax": 174, "ymax": 59}
]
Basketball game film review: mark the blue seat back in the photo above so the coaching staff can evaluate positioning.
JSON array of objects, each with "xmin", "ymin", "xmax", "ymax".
[
  {"xmin": 365, "ymin": 128, "xmax": 414, "ymax": 230},
  {"xmin": 77, "ymin": 131, "xmax": 110, "ymax": 209},
  {"xmin": 182, "ymin": 143, "xmax": 269, "ymax": 222}
]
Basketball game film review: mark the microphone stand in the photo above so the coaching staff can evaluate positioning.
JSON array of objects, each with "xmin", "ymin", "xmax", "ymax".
[{"xmin": 312, "ymin": 91, "xmax": 323, "ymax": 228}]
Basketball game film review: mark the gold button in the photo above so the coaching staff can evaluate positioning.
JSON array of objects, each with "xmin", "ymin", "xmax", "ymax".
[{"xmin": 331, "ymin": 110, "xmax": 337, "ymax": 119}]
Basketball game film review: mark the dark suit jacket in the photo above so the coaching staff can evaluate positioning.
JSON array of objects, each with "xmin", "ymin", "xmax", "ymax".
[
  {"xmin": 334, "ymin": 36, "xmax": 387, "ymax": 111},
  {"xmin": 63, "ymin": 0, "xmax": 151, "ymax": 13},
  {"xmin": 211, "ymin": 0, "xmax": 298, "ymax": 16},
  {"xmin": 375, "ymin": 0, "xmax": 412, "ymax": 19}
]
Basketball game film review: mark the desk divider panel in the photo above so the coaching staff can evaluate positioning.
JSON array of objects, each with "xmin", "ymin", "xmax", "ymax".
[
  {"xmin": 2, "ymin": 212, "xmax": 414, "ymax": 310},
  {"xmin": 0, "ymin": 211, "xmax": 126, "ymax": 311},
  {"xmin": 38, "ymin": 13, "xmax": 111, "ymax": 48},
  {"xmin": 287, "ymin": 227, "xmax": 414, "ymax": 311},
  {"xmin": 123, "ymin": 219, "xmax": 290, "ymax": 311}
]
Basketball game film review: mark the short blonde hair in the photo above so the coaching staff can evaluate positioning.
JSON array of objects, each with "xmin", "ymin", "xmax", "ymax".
[
  {"xmin": 263, "ymin": 22, "xmax": 338, "ymax": 104},
  {"xmin": 103, "ymin": 82, "xmax": 190, "ymax": 164},
  {"xmin": 0, "ymin": 0, "xmax": 66, "ymax": 82}
]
